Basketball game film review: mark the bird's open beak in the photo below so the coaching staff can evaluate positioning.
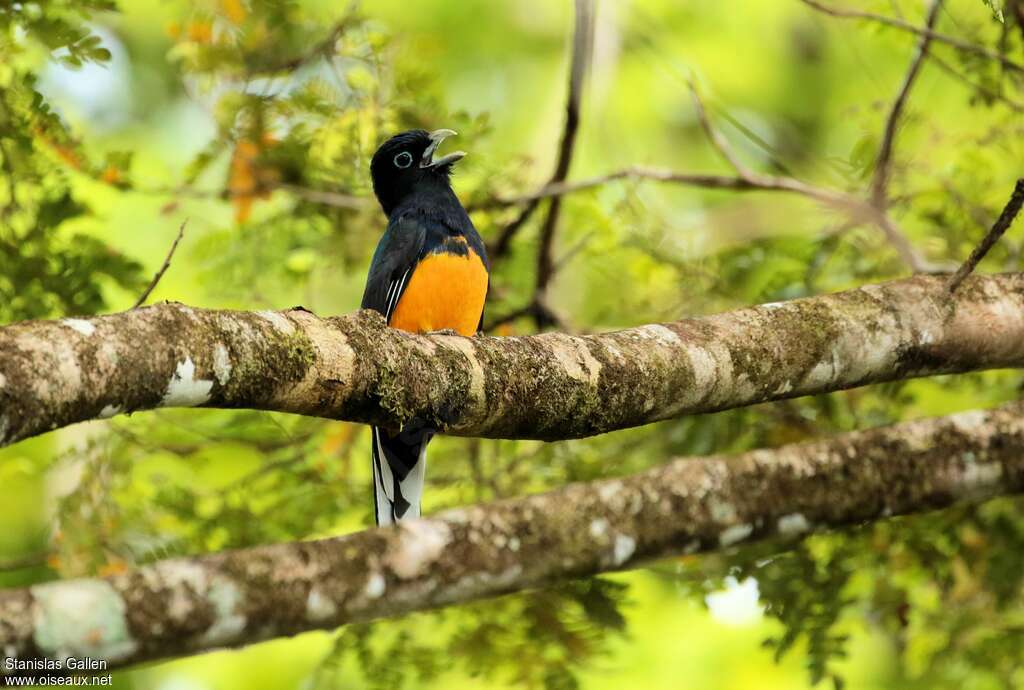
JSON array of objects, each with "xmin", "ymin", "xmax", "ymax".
[{"xmin": 421, "ymin": 128, "xmax": 466, "ymax": 168}]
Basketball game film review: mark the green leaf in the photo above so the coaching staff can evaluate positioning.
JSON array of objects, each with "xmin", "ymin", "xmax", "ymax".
[{"xmin": 983, "ymin": 0, "xmax": 1005, "ymax": 22}]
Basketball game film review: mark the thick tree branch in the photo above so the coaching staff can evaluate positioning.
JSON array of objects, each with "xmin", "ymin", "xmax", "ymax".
[
  {"xmin": 4, "ymin": 402, "xmax": 1024, "ymax": 675},
  {"xmin": 2, "ymin": 274, "xmax": 1024, "ymax": 448}
]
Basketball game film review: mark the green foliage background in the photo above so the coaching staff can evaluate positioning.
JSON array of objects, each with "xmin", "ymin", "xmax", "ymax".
[{"xmin": 1, "ymin": 0, "xmax": 1024, "ymax": 688}]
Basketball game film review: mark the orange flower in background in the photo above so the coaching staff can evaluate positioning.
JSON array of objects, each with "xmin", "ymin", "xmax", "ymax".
[
  {"xmin": 227, "ymin": 135, "xmax": 278, "ymax": 223},
  {"xmin": 100, "ymin": 165, "xmax": 121, "ymax": 185},
  {"xmin": 97, "ymin": 558, "xmax": 129, "ymax": 577},
  {"xmin": 187, "ymin": 20, "xmax": 214, "ymax": 44},
  {"xmin": 221, "ymin": 0, "xmax": 247, "ymax": 25}
]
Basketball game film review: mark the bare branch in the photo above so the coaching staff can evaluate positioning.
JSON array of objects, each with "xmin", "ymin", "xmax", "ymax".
[
  {"xmin": 871, "ymin": 0, "xmax": 943, "ymax": 208},
  {"xmin": 133, "ymin": 220, "xmax": 187, "ymax": 309},
  {"xmin": 242, "ymin": 6, "xmax": 361, "ymax": 76},
  {"xmin": 488, "ymin": 0, "xmax": 594, "ymax": 263},
  {"xmin": 688, "ymin": 80, "xmax": 758, "ymax": 179},
  {"xmin": 0, "ymin": 551, "xmax": 48, "ymax": 573},
  {"xmin": 534, "ymin": 0, "xmax": 595, "ymax": 301},
  {"xmin": 688, "ymin": 81, "xmax": 928, "ymax": 270},
  {"xmin": 3, "ymin": 274, "xmax": 1024, "ymax": 448},
  {"xmin": 4, "ymin": 402, "xmax": 1024, "ymax": 675},
  {"xmin": 872, "ymin": 210, "xmax": 932, "ymax": 273},
  {"xmin": 929, "ymin": 52, "xmax": 1024, "ymax": 113},
  {"xmin": 280, "ymin": 183, "xmax": 371, "ymax": 210},
  {"xmin": 799, "ymin": 0, "xmax": 1024, "ymax": 74},
  {"xmin": 949, "ymin": 179, "xmax": 1024, "ymax": 292}
]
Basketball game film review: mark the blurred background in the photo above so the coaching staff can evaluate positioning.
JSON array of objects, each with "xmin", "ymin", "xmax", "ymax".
[{"xmin": 2, "ymin": 0, "xmax": 1024, "ymax": 688}]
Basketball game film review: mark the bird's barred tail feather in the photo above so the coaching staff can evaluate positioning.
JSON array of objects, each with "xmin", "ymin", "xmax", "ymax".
[{"xmin": 372, "ymin": 426, "xmax": 431, "ymax": 526}]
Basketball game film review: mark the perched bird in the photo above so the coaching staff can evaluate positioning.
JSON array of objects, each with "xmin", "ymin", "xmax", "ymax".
[{"xmin": 361, "ymin": 129, "xmax": 490, "ymax": 525}]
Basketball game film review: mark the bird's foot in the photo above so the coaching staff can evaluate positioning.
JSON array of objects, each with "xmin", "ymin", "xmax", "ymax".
[{"xmin": 426, "ymin": 328, "xmax": 460, "ymax": 336}]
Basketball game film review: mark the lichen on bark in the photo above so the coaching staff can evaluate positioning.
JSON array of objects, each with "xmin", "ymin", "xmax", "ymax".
[
  {"xmin": 2, "ymin": 274, "xmax": 1024, "ymax": 447},
  {"xmin": 3, "ymin": 402, "xmax": 1024, "ymax": 675}
]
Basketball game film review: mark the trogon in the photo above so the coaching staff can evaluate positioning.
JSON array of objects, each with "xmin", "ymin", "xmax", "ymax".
[{"xmin": 361, "ymin": 129, "xmax": 490, "ymax": 525}]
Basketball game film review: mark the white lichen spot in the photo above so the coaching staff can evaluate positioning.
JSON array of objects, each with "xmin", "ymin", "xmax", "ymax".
[
  {"xmin": 773, "ymin": 380, "xmax": 793, "ymax": 395},
  {"xmin": 162, "ymin": 357, "xmax": 213, "ymax": 407},
  {"xmin": 200, "ymin": 579, "xmax": 247, "ymax": 646},
  {"xmin": 707, "ymin": 497, "xmax": 738, "ymax": 523},
  {"xmin": 256, "ymin": 310, "xmax": 294, "ymax": 333},
  {"xmin": 760, "ymin": 302, "xmax": 786, "ymax": 310},
  {"xmin": 386, "ymin": 520, "xmax": 452, "ymax": 579},
  {"xmin": 508, "ymin": 537, "xmax": 521, "ymax": 552},
  {"xmin": 961, "ymin": 453, "xmax": 1003, "ymax": 489},
  {"xmin": 212, "ymin": 343, "xmax": 232, "ymax": 386},
  {"xmin": 548, "ymin": 337, "xmax": 602, "ymax": 386},
  {"xmin": 776, "ymin": 513, "xmax": 811, "ymax": 537},
  {"xmin": 363, "ymin": 573, "xmax": 386, "ymax": 600},
  {"xmin": 150, "ymin": 561, "xmax": 209, "ymax": 623},
  {"xmin": 598, "ymin": 481, "xmax": 623, "ymax": 503},
  {"xmin": 687, "ymin": 347, "xmax": 718, "ymax": 391},
  {"xmin": 638, "ymin": 324, "xmax": 681, "ymax": 346},
  {"xmin": 31, "ymin": 579, "xmax": 138, "ymax": 662},
  {"xmin": 951, "ymin": 410, "xmax": 988, "ymax": 433},
  {"xmin": 589, "ymin": 518, "xmax": 609, "ymax": 539},
  {"xmin": 98, "ymin": 404, "xmax": 122, "ymax": 420},
  {"xmin": 306, "ymin": 587, "xmax": 339, "ymax": 621},
  {"xmin": 719, "ymin": 523, "xmax": 754, "ymax": 547},
  {"xmin": 62, "ymin": 318, "xmax": 96, "ymax": 337},
  {"xmin": 612, "ymin": 534, "xmax": 636, "ymax": 566},
  {"xmin": 443, "ymin": 565, "xmax": 525, "ymax": 601}
]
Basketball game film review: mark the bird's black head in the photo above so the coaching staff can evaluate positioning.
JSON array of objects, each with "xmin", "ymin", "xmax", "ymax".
[{"xmin": 370, "ymin": 128, "xmax": 466, "ymax": 216}]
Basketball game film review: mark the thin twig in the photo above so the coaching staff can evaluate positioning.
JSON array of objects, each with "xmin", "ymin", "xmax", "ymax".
[
  {"xmin": 280, "ymin": 184, "xmax": 370, "ymax": 210},
  {"xmin": 690, "ymin": 79, "xmax": 928, "ymax": 272},
  {"xmin": 535, "ymin": 0, "xmax": 595, "ymax": 297},
  {"xmin": 476, "ymin": 165, "xmax": 854, "ymax": 207},
  {"xmin": 799, "ymin": 0, "xmax": 1024, "ymax": 74},
  {"xmin": 0, "ymin": 550, "xmax": 49, "ymax": 572},
  {"xmin": 487, "ymin": 0, "xmax": 594, "ymax": 265},
  {"xmin": 871, "ymin": 0, "xmax": 943, "ymax": 208},
  {"xmin": 243, "ymin": 6, "xmax": 360, "ymax": 76},
  {"xmin": 929, "ymin": 52, "xmax": 1024, "ymax": 112},
  {"xmin": 488, "ymin": 196, "xmax": 542, "ymax": 259},
  {"xmin": 134, "ymin": 220, "xmax": 187, "ymax": 309},
  {"xmin": 686, "ymin": 82, "xmax": 860, "ymax": 208},
  {"xmin": 689, "ymin": 80, "xmax": 757, "ymax": 179},
  {"xmin": 949, "ymin": 179, "xmax": 1024, "ymax": 292}
]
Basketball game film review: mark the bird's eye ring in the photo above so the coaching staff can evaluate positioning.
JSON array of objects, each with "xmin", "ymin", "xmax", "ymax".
[{"xmin": 393, "ymin": 151, "xmax": 414, "ymax": 169}]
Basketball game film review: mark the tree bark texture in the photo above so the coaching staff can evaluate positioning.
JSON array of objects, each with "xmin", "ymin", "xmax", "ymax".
[
  {"xmin": 2, "ymin": 402, "xmax": 1023, "ymax": 675},
  {"xmin": 1, "ymin": 274, "xmax": 1023, "ymax": 448}
]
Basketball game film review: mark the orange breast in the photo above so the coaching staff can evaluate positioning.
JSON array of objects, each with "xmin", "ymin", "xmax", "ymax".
[{"xmin": 389, "ymin": 249, "xmax": 488, "ymax": 336}]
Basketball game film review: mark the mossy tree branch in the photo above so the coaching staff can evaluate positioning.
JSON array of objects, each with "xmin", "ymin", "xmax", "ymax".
[
  {"xmin": 3, "ymin": 403, "xmax": 1024, "ymax": 675},
  {"xmin": 2, "ymin": 274, "xmax": 1024, "ymax": 448}
]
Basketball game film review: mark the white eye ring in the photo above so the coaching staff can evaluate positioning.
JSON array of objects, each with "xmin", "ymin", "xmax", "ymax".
[{"xmin": 393, "ymin": 151, "xmax": 413, "ymax": 169}]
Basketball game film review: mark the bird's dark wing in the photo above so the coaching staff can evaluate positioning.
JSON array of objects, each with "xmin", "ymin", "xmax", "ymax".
[
  {"xmin": 360, "ymin": 214, "xmax": 427, "ymax": 321},
  {"xmin": 361, "ymin": 213, "xmax": 430, "ymax": 525}
]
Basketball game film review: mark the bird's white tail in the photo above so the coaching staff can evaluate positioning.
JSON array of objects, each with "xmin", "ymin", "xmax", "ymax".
[{"xmin": 372, "ymin": 426, "xmax": 430, "ymax": 525}]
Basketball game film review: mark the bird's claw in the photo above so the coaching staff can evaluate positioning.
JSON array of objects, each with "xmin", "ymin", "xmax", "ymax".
[{"xmin": 426, "ymin": 328, "xmax": 460, "ymax": 336}]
